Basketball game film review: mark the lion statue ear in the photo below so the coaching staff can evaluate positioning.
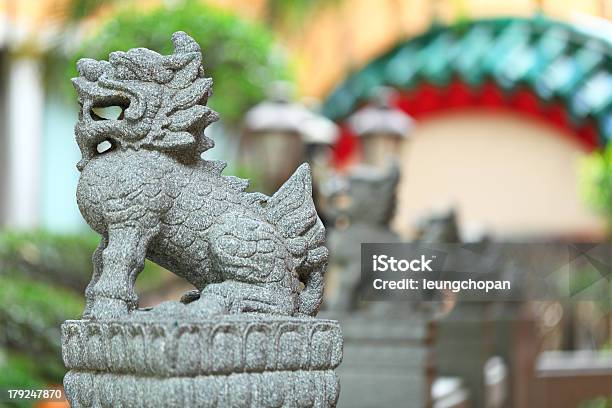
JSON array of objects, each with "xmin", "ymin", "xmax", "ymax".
[
  {"xmin": 142, "ymin": 32, "xmax": 218, "ymax": 153},
  {"xmin": 77, "ymin": 59, "xmax": 111, "ymax": 81},
  {"xmin": 172, "ymin": 31, "xmax": 200, "ymax": 54},
  {"xmin": 165, "ymin": 31, "xmax": 205, "ymax": 89}
]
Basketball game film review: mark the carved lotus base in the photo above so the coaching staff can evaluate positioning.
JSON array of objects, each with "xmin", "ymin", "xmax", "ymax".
[{"xmin": 61, "ymin": 315, "xmax": 343, "ymax": 407}]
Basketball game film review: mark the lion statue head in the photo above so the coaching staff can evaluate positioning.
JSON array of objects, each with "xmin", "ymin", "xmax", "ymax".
[{"xmin": 72, "ymin": 31, "xmax": 219, "ymax": 171}]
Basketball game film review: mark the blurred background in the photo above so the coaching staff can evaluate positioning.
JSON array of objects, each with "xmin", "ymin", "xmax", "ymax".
[{"xmin": 0, "ymin": 0, "xmax": 611, "ymax": 407}]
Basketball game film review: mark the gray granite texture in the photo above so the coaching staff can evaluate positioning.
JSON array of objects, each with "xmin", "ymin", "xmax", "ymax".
[
  {"xmin": 62, "ymin": 315, "xmax": 342, "ymax": 407},
  {"xmin": 72, "ymin": 31, "xmax": 328, "ymax": 320},
  {"xmin": 63, "ymin": 31, "xmax": 342, "ymax": 407}
]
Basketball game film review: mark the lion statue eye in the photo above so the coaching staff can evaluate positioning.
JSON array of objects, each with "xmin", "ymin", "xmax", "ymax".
[
  {"xmin": 96, "ymin": 140, "xmax": 113, "ymax": 154},
  {"xmin": 90, "ymin": 104, "xmax": 128, "ymax": 121},
  {"xmin": 91, "ymin": 105, "xmax": 123, "ymax": 121}
]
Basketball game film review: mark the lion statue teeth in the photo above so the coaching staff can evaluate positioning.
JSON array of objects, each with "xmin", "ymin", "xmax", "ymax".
[{"xmin": 73, "ymin": 31, "xmax": 328, "ymax": 320}]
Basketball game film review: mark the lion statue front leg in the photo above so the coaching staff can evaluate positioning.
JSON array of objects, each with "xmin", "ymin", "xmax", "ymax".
[
  {"xmin": 82, "ymin": 234, "xmax": 107, "ymax": 319},
  {"xmin": 87, "ymin": 221, "xmax": 160, "ymax": 319}
]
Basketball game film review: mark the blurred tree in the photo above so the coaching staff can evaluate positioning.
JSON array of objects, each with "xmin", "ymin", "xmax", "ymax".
[
  {"xmin": 62, "ymin": 0, "xmax": 289, "ymax": 123},
  {"xmin": 582, "ymin": 145, "xmax": 612, "ymax": 232},
  {"xmin": 0, "ymin": 275, "xmax": 83, "ymax": 406},
  {"xmin": 66, "ymin": 0, "xmax": 120, "ymax": 21},
  {"xmin": 0, "ymin": 275, "xmax": 82, "ymax": 359},
  {"xmin": 265, "ymin": 0, "xmax": 333, "ymax": 26},
  {"xmin": 0, "ymin": 231, "xmax": 98, "ymax": 292},
  {"xmin": 0, "ymin": 231, "xmax": 174, "ymax": 403},
  {"xmin": 0, "ymin": 231, "xmax": 168, "ymax": 294}
]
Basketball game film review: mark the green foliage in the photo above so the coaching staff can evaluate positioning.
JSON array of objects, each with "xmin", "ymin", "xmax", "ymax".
[
  {"xmin": 66, "ymin": 0, "xmax": 120, "ymax": 21},
  {"xmin": 580, "ymin": 397, "xmax": 612, "ymax": 408},
  {"xmin": 0, "ymin": 275, "xmax": 84, "ymax": 330},
  {"xmin": 0, "ymin": 230, "xmax": 174, "ymax": 394},
  {"xmin": 0, "ymin": 275, "xmax": 82, "ymax": 366},
  {"xmin": 0, "ymin": 230, "xmax": 171, "ymax": 294},
  {"xmin": 0, "ymin": 230, "xmax": 98, "ymax": 292},
  {"xmin": 582, "ymin": 145, "xmax": 612, "ymax": 229},
  {"xmin": 64, "ymin": 0, "xmax": 288, "ymax": 122},
  {"xmin": 0, "ymin": 352, "xmax": 46, "ymax": 408},
  {"xmin": 0, "ymin": 233, "xmax": 88, "ymax": 395},
  {"xmin": 265, "ymin": 0, "xmax": 331, "ymax": 26},
  {"xmin": 0, "ymin": 276, "xmax": 83, "ymax": 394}
]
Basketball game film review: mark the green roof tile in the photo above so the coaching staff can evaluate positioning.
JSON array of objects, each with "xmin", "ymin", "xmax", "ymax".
[
  {"xmin": 383, "ymin": 45, "xmax": 420, "ymax": 88},
  {"xmin": 453, "ymin": 26, "xmax": 495, "ymax": 85},
  {"xmin": 322, "ymin": 16, "xmax": 612, "ymax": 147}
]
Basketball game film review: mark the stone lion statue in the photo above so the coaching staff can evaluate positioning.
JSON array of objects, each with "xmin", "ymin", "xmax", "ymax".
[
  {"xmin": 73, "ymin": 32, "xmax": 327, "ymax": 319},
  {"xmin": 323, "ymin": 163, "xmax": 401, "ymax": 312}
]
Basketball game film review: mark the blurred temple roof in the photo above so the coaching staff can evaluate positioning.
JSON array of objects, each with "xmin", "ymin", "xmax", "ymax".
[{"xmin": 322, "ymin": 16, "xmax": 612, "ymax": 148}]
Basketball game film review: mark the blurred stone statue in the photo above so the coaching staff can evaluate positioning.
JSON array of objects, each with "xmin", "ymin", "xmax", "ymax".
[
  {"xmin": 62, "ymin": 32, "xmax": 342, "ymax": 407},
  {"xmin": 321, "ymin": 164, "xmax": 434, "ymax": 408},
  {"xmin": 415, "ymin": 207, "xmax": 461, "ymax": 243},
  {"xmin": 323, "ymin": 163, "xmax": 401, "ymax": 312},
  {"xmin": 417, "ymin": 208, "xmax": 520, "ymax": 408}
]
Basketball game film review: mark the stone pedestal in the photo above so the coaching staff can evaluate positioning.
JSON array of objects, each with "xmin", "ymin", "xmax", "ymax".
[
  {"xmin": 319, "ymin": 314, "xmax": 433, "ymax": 408},
  {"xmin": 435, "ymin": 304, "xmax": 493, "ymax": 406},
  {"xmin": 62, "ymin": 315, "xmax": 343, "ymax": 407}
]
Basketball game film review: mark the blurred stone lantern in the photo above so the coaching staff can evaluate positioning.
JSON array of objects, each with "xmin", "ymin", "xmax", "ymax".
[
  {"xmin": 242, "ymin": 83, "xmax": 338, "ymax": 195},
  {"xmin": 348, "ymin": 87, "xmax": 414, "ymax": 167},
  {"xmin": 242, "ymin": 82, "xmax": 311, "ymax": 194},
  {"xmin": 300, "ymin": 100, "xmax": 339, "ymax": 184},
  {"xmin": 300, "ymin": 103, "xmax": 339, "ymax": 223}
]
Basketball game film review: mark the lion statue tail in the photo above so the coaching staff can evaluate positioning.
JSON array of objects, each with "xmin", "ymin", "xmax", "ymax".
[{"xmin": 265, "ymin": 163, "xmax": 328, "ymax": 316}]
